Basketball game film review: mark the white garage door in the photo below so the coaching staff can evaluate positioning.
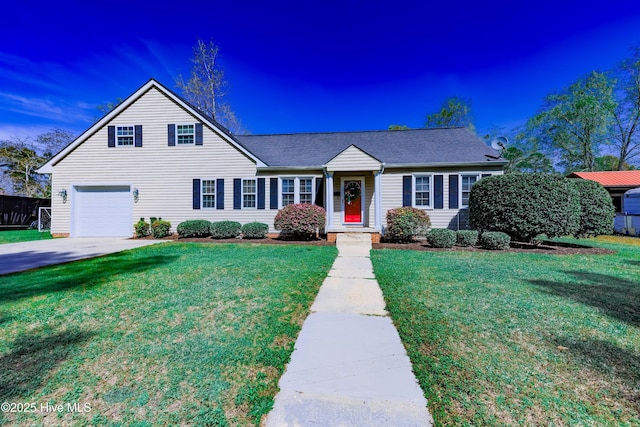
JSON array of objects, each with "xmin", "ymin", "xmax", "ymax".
[{"xmin": 73, "ymin": 186, "xmax": 132, "ymax": 237}]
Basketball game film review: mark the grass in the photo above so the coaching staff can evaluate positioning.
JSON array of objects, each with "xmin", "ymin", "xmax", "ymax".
[
  {"xmin": 372, "ymin": 237, "xmax": 640, "ymax": 426},
  {"xmin": 0, "ymin": 229, "xmax": 52, "ymax": 244},
  {"xmin": 0, "ymin": 242, "xmax": 337, "ymax": 426}
]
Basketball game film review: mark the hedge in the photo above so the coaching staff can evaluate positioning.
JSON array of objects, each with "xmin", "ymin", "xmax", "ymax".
[
  {"xmin": 456, "ymin": 230, "xmax": 479, "ymax": 247},
  {"xmin": 177, "ymin": 220, "xmax": 211, "ymax": 238},
  {"xmin": 469, "ymin": 173, "xmax": 580, "ymax": 242},
  {"xmin": 151, "ymin": 220, "xmax": 172, "ymax": 238},
  {"xmin": 241, "ymin": 222, "xmax": 269, "ymax": 239},
  {"xmin": 426, "ymin": 228, "xmax": 456, "ymax": 248},
  {"xmin": 134, "ymin": 219, "xmax": 150, "ymax": 238},
  {"xmin": 274, "ymin": 204, "xmax": 326, "ymax": 239},
  {"xmin": 480, "ymin": 231, "xmax": 511, "ymax": 250},
  {"xmin": 385, "ymin": 207, "xmax": 431, "ymax": 242},
  {"xmin": 210, "ymin": 221, "xmax": 242, "ymax": 239},
  {"xmin": 570, "ymin": 179, "xmax": 615, "ymax": 238}
]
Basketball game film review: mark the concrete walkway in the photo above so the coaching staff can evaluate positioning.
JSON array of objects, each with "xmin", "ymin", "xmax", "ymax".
[
  {"xmin": 0, "ymin": 237, "xmax": 165, "ymax": 275},
  {"xmin": 266, "ymin": 233, "xmax": 433, "ymax": 426}
]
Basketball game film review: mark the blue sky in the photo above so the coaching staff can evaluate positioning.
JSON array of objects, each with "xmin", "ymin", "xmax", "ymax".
[{"xmin": 2, "ymin": 1, "xmax": 640, "ymax": 141}]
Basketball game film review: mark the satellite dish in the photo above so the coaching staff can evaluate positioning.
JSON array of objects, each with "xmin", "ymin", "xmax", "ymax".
[{"xmin": 491, "ymin": 136, "xmax": 508, "ymax": 151}]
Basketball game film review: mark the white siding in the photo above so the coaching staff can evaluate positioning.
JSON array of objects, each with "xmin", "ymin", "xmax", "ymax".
[
  {"xmin": 380, "ymin": 168, "xmax": 504, "ymax": 230},
  {"xmin": 326, "ymin": 146, "xmax": 381, "ymax": 171},
  {"xmin": 51, "ymin": 87, "xmax": 277, "ymax": 235}
]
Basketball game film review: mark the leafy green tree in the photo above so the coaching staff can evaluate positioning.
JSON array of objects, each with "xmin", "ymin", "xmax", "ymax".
[
  {"xmin": 530, "ymin": 71, "xmax": 615, "ymax": 173},
  {"xmin": 425, "ymin": 97, "xmax": 475, "ymax": 131},
  {"xmin": 176, "ymin": 39, "xmax": 245, "ymax": 134},
  {"xmin": 0, "ymin": 139, "xmax": 47, "ymax": 197},
  {"xmin": 610, "ymin": 46, "xmax": 640, "ymax": 169},
  {"xmin": 388, "ymin": 124, "xmax": 409, "ymax": 130}
]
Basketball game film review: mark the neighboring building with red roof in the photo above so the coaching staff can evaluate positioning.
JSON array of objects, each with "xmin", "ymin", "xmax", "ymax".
[{"xmin": 568, "ymin": 171, "xmax": 640, "ymax": 212}]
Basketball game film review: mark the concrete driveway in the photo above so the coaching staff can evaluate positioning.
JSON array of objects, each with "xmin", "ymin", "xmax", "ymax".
[{"xmin": 0, "ymin": 237, "xmax": 166, "ymax": 275}]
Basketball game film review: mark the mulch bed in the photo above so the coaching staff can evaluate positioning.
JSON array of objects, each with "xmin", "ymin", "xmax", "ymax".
[
  {"xmin": 373, "ymin": 240, "xmax": 614, "ymax": 255},
  {"xmin": 136, "ymin": 234, "xmax": 613, "ymax": 254},
  {"xmin": 135, "ymin": 234, "xmax": 335, "ymax": 246}
]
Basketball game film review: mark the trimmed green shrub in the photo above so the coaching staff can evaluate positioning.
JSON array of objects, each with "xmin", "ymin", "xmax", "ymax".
[
  {"xmin": 532, "ymin": 233, "xmax": 548, "ymax": 246},
  {"xmin": 480, "ymin": 231, "xmax": 511, "ymax": 250},
  {"xmin": 456, "ymin": 229, "xmax": 479, "ymax": 247},
  {"xmin": 385, "ymin": 207, "xmax": 431, "ymax": 242},
  {"xmin": 570, "ymin": 179, "xmax": 615, "ymax": 238},
  {"xmin": 274, "ymin": 204, "xmax": 326, "ymax": 239},
  {"xmin": 151, "ymin": 220, "xmax": 171, "ymax": 238},
  {"xmin": 134, "ymin": 219, "xmax": 150, "ymax": 238},
  {"xmin": 469, "ymin": 173, "xmax": 580, "ymax": 242},
  {"xmin": 177, "ymin": 220, "xmax": 211, "ymax": 238},
  {"xmin": 426, "ymin": 228, "xmax": 456, "ymax": 248},
  {"xmin": 241, "ymin": 222, "xmax": 269, "ymax": 239},
  {"xmin": 210, "ymin": 221, "xmax": 242, "ymax": 239}
]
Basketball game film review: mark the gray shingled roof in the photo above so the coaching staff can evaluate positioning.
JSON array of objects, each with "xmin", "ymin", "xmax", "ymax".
[{"xmin": 235, "ymin": 128, "xmax": 504, "ymax": 168}]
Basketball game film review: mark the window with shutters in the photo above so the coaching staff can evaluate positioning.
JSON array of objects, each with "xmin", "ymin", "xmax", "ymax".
[
  {"xmin": 202, "ymin": 179, "xmax": 216, "ymax": 209},
  {"xmin": 176, "ymin": 124, "xmax": 195, "ymax": 144},
  {"xmin": 116, "ymin": 126, "xmax": 134, "ymax": 146},
  {"xmin": 413, "ymin": 175, "xmax": 432, "ymax": 208},
  {"xmin": 461, "ymin": 174, "xmax": 479, "ymax": 207},
  {"xmin": 242, "ymin": 178, "xmax": 257, "ymax": 208},
  {"xmin": 280, "ymin": 177, "xmax": 316, "ymax": 207}
]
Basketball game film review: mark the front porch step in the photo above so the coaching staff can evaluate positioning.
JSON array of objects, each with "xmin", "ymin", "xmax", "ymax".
[{"xmin": 327, "ymin": 231, "xmax": 381, "ymax": 244}]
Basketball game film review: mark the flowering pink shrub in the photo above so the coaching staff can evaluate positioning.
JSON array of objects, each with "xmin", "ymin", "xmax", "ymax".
[{"xmin": 274, "ymin": 204, "xmax": 326, "ymax": 239}]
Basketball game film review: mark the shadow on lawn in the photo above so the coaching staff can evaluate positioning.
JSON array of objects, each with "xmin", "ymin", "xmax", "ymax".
[
  {"xmin": 0, "ymin": 253, "xmax": 179, "ymax": 304},
  {"xmin": 551, "ymin": 336, "xmax": 640, "ymax": 411},
  {"xmin": 530, "ymin": 271, "xmax": 640, "ymax": 328},
  {"xmin": 0, "ymin": 329, "xmax": 95, "ymax": 402}
]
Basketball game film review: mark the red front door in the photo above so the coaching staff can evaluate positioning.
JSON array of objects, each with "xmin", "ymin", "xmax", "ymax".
[{"xmin": 344, "ymin": 179, "xmax": 362, "ymax": 223}]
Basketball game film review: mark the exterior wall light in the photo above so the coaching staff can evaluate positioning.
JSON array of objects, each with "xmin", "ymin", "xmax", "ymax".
[
  {"xmin": 58, "ymin": 189, "xmax": 68, "ymax": 203},
  {"xmin": 133, "ymin": 188, "xmax": 139, "ymax": 203}
]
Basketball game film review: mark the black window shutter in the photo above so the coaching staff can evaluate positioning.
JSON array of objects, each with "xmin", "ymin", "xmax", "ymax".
[
  {"xmin": 257, "ymin": 178, "xmax": 265, "ymax": 209},
  {"xmin": 193, "ymin": 179, "xmax": 201, "ymax": 209},
  {"xmin": 195, "ymin": 123, "xmax": 203, "ymax": 145},
  {"xmin": 434, "ymin": 175, "xmax": 444, "ymax": 209},
  {"xmin": 216, "ymin": 179, "xmax": 225, "ymax": 209},
  {"xmin": 168, "ymin": 124, "xmax": 176, "ymax": 146},
  {"xmin": 233, "ymin": 178, "xmax": 241, "ymax": 209},
  {"xmin": 449, "ymin": 174, "xmax": 459, "ymax": 209},
  {"xmin": 402, "ymin": 176, "xmax": 412, "ymax": 207},
  {"xmin": 481, "ymin": 173, "xmax": 491, "ymax": 178},
  {"xmin": 314, "ymin": 177, "xmax": 324, "ymax": 207},
  {"xmin": 108, "ymin": 126, "xmax": 115, "ymax": 147},
  {"xmin": 135, "ymin": 125, "xmax": 143, "ymax": 147},
  {"xmin": 270, "ymin": 178, "xmax": 278, "ymax": 209}
]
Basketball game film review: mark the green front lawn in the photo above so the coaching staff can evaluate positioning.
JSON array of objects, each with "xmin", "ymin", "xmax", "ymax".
[
  {"xmin": 0, "ymin": 229, "xmax": 52, "ymax": 244},
  {"xmin": 0, "ymin": 243, "xmax": 337, "ymax": 426},
  {"xmin": 372, "ymin": 238, "xmax": 640, "ymax": 425}
]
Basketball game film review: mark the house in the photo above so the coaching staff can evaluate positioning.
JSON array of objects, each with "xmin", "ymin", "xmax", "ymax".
[
  {"xmin": 38, "ymin": 79, "xmax": 506, "ymax": 240},
  {"xmin": 567, "ymin": 171, "xmax": 640, "ymax": 213}
]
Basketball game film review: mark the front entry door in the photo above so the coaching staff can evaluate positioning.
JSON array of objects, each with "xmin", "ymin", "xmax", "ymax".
[{"xmin": 342, "ymin": 177, "xmax": 364, "ymax": 224}]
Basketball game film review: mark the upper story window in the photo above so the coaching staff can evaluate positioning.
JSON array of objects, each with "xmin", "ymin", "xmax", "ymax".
[
  {"xmin": 242, "ymin": 178, "xmax": 257, "ymax": 208},
  {"xmin": 461, "ymin": 174, "xmax": 479, "ymax": 207},
  {"xmin": 202, "ymin": 179, "xmax": 216, "ymax": 209},
  {"xmin": 177, "ymin": 124, "xmax": 195, "ymax": 144},
  {"xmin": 116, "ymin": 126, "xmax": 134, "ymax": 146},
  {"xmin": 413, "ymin": 175, "xmax": 432, "ymax": 208},
  {"xmin": 281, "ymin": 177, "xmax": 315, "ymax": 207}
]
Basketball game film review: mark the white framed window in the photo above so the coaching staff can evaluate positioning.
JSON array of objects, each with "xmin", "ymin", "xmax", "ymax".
[
  {"xmin": 202, "ymin": 179, "xmax": 216, "ymax": 209},
  {"xmin": 176, "ymin": 124, "xmax": 195, "ymax": 144},
  {"xmin": 413, "ymin": 175, "xmax": 432, "ymax": 208},
  {"xmin": 242, "ymin": 178, "xmax": 257, "ymax": 208},
  {"xmin": 299, "ymin": 178, "xmax": 313, "ymax": 204},
  {"xmin": 116, "ymin": 126, "xmax": 134, "ymax": 146},
  {"xmin": 280, "ymin": 177, "xmax": 316, "ymax": 207},
  {"xmin": 461, "ymin": 174, "xmax": 479, "ymax": 207}
]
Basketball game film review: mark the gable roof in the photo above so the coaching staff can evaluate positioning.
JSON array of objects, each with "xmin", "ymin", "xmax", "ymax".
[
  {"xmin": 568, "ymin": 171, "xmax": 640, "ymax": 187},
  {"xmin": 236, "ymin": 127, "xmax": 505, "ymax": 169},
  {"xmin": 37, "ymin": 79, "xmax": 264, "ymax": 173}
]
